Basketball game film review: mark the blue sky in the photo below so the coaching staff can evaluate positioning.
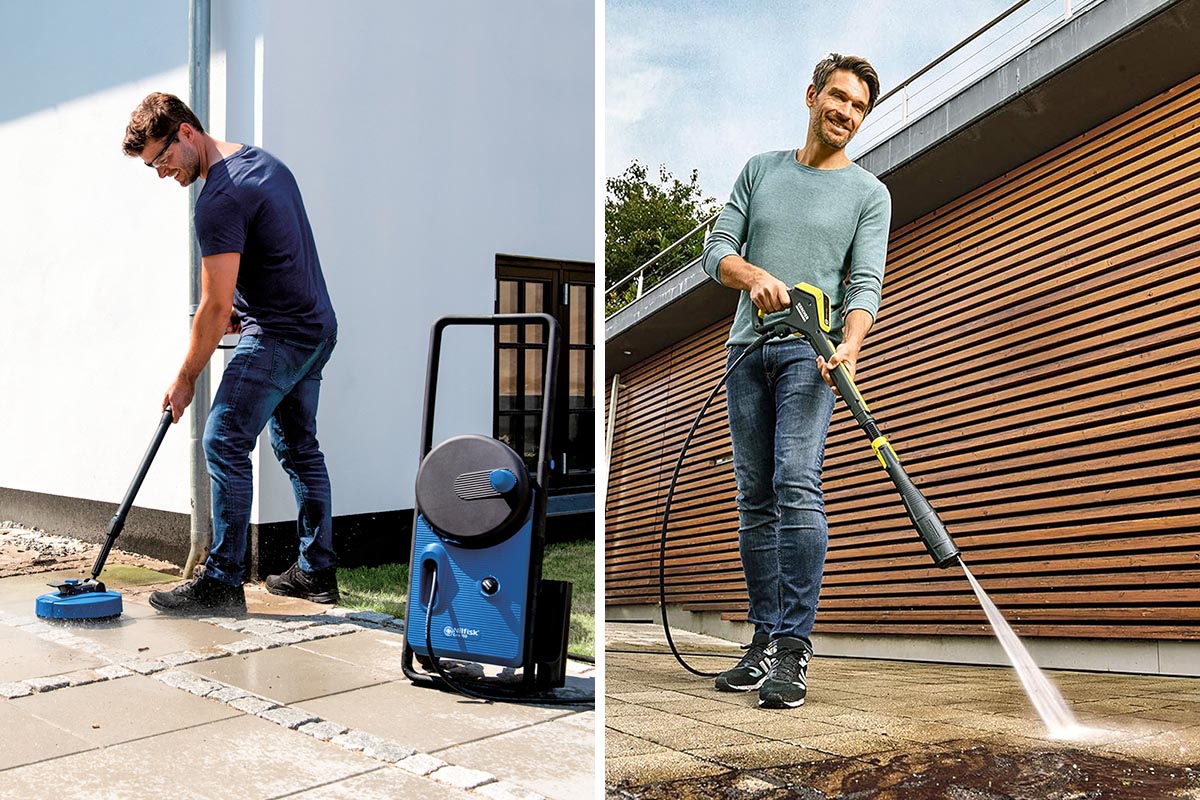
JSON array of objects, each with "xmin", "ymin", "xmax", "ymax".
[{"xmin": 606, "ymin": 0, "xmax": 1015, "ymax": 202}]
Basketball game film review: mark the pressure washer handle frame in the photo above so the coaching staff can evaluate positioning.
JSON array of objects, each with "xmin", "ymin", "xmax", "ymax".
[{"xmin": 419, "ymin": 314, "xmax": 560, "ymax": 488}]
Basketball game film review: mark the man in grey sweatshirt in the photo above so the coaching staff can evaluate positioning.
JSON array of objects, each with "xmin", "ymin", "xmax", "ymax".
[{"xmin": 701, "ymin": 53, "xmax": 892, "ymax": 709}]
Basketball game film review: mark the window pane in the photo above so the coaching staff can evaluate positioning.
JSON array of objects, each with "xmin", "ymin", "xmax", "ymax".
[
  {"xmin": 499, "ymin": 281, "xmax": 519, "ymax": 342},
  {"xmin": 498, "ymin": 348, "xmax": 517, "ymax": 410},
  {"xmin": 523, "ymin": 414, "xmax": 541, "ymax": 466},
  {"xmin": 524, "ymin": 349, "xmax": 543, "ymax": 409},
  {"xmin": 569, "ymin": 349, "xmax": 591, "ymax": 409},
  {"xmin": 567, "ymin": 412, "xmax": 594, "ymax": 473},
  {"xmin": 497, "ymin": 414, "xmax": 518, "ymax": 455},
  {"xmin": 525, "ymin": 283, "xmax": 545, "ymax": 343},
  {"xmin": 569, "ymin": 284, "xmax": 589, "ymax": 345}
]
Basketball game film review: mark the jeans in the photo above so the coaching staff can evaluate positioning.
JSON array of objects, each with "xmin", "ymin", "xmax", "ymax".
[
  {"xmin": 203, "ymin": 332, "xmax": 337, "ymax": 586},
  {"xmin": 725, "ymin": 338, "xmax": 836, "ymax": 645}
]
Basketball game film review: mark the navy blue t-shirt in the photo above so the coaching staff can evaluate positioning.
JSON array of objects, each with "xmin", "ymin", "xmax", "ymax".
[{"xmin": 195, "ymin": 146, "xmax": 336, "ymax": 342}]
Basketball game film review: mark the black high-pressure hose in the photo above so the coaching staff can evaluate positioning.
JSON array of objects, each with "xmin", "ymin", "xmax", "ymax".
[
  {"xmin": 657, "ymin": 329, "xmax": 777, "ymax": 677},
  {"xmin": 422, "ymin": 565, "xmax": 595, "ymax": 706}
]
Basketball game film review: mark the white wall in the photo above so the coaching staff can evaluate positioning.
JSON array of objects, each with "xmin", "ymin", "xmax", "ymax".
[
  {"xmin": 0, "ymin": 2, "xmax": 193, "ymax": 514},
  {"xmin": 0, "ymin": 0, "xmax": 595, "ymax": 526}
]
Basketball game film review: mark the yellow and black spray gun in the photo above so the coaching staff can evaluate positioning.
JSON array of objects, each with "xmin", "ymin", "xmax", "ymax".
[{"xmin": 755, "ymin": 282, "xmax": 961, "ymax": 568}]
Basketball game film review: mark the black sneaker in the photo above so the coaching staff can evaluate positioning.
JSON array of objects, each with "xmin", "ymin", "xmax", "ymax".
[
  {"xmin": 758, "ymin": 637, "xmax": 812, "ymax": 709},
  {"xmin": 715, "ymin": 631, "xmax": 774, "ymax": 692},
  {"xmin": 148, "ymin": 573, "xmax": 246, "ymax": 615},
  {"xmin": 265, "ymin": 562, "xmax": 340, "ymax": 604}
]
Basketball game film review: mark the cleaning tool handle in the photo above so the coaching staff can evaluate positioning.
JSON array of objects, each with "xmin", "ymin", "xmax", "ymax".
[
  {"xmin": 90, "ymin": 407, "xmax": 174, "ymax": 580},
  {"xmin": 874, "ymin": 442, "xmax": 961, "ymax": 567}
]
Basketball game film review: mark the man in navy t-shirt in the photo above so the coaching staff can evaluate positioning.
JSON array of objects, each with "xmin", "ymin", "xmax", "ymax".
[{"xmin": 122, "ymin": 92, "xmax": 339, "ymax": 613}]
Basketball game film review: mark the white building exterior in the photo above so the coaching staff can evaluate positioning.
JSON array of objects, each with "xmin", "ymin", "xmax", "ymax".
[{"xmin": 0, "ymin": 1, "xmax": 595, "ymax": 559}]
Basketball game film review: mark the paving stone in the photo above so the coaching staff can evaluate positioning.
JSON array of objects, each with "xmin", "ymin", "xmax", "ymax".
[
  {"xmin": 395, "ymin": 753, "xmax": 447, "ymax": 776},
  {"xmin": 295, "ymin": 626, "xmax": 339, "ymax": 641},
  {"xmin": 332, "ymin": 729, "xmax": 381, "ymax": 752},
  {"xmin": 156, "ymin": 670, "xmax": 219, "ymax": 696},
  {"xmin": 267, "ymin": 631, "xmax": 306, "ymax": 646},
  {"xmin": 197, "ymin": 616, "xmax": 237, "ymax": 627},
  {"xmin": 160, "ymin": 650, "xmax": 213, "ymax": 666},
  {"xmin": 320, "ymin": 623, "xmax": 362, "ymax": 636},
  {"xmin": 259, "ymin": 706, "xmax": 320, "ymax": 729},
  {"xmin": 123, "ymin": 659, "xmax": 167, "ymax": 675},
  {"xmin": 240, "ymin": 621, "xmax": 286, "ymax": 637},
  {"xmin": 209, "ymin": 686, "xmax": 251, "ymax": 703},
  {"xmin": 322, "ymin": 607, "xmax": 354, "ymax": 618},
  {"xmin": 217, "ymin": 638, "xmax": 269, "ymax": 655},
  {"xmin": 274, "ymin": 618, "xmax": 320, "ymax": 630},
  {"xmin": 361, "ymin": 738, "xmax": 416, "ymax": 763},
  {"xmin": 475, "ymin": 781, "xmax": 548, "ymax": 800},
  {"xmin": 65, "ymin": 669, "xmax": 106, "ymax": 687},
  {"xmin": 24, "ymin": 676, "xmax": 70, "ymax": 693},
  {"xmin": 430, "ymin": 765, "xmax": 495, "ymax": 790},
  {"xmin": 346, "ymin": 610, "xmax": 395, "ymax": 625},
  {"xmin": 298, "ymin": 720, "xmax": 349, "ymax": 740},
  {"xmin": 96, "ymin": 665, "xmax": 134, "ymax": 680},
  {"xmin": 0, "ymin": 682, "xmax": 33, "ymax": 698},
  {"xmin": 229, "ymin": 695, "xmax": 277, "ymax": 714}
]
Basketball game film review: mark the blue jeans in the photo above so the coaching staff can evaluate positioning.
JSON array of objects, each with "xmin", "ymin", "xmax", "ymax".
[
  {"xmin": 725, "ymin": 338, "xmax": 835, "ymax": 645},
  {"xmin": 203, "ymin": 333, "xmax": 337, "ymax": 586}
]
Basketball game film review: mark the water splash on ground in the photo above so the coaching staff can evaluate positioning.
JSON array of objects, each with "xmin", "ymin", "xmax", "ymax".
[{"xmin": 959, "ymin": 559, "xmax": 1093, "ymax": 740}]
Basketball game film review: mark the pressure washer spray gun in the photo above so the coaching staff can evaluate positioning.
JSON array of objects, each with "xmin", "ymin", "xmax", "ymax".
[{"xmin": 754, "ymin": 283, "xmax": 961, "ymax": 569}]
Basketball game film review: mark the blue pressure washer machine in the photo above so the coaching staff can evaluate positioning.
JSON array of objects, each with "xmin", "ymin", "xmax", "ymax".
[{"xmin": 401, "ymin": 314, "xmax": 572, "ymax": 696}]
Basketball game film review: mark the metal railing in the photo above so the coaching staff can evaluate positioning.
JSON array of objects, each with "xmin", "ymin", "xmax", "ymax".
[
  {"xmin": 604, "ymin": 211, "xmax": 720, "ymax": 317},
  {"xmin": 849, "ymin": 0, "xmax": 1103, "ymax": 157}
]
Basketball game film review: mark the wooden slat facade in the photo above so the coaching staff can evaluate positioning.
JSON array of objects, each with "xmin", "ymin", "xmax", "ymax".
[{"xmin": 604, "ymin": 73, "xmax": 1200, "ymax": 641}]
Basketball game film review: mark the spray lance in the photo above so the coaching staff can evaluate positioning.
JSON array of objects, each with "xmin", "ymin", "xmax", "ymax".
[
  {"xmin": 656, "ymin": 282, "xmax": 960, "ymax": 677},
  {"xmin": 755, "ymin": 283, "xmax": 960, "ymax": 568}
]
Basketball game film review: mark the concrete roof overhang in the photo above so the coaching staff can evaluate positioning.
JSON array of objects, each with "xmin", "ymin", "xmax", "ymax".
[{"xmin": 605, "ymin": 0, "xmax": 1199, "ymax": 379}]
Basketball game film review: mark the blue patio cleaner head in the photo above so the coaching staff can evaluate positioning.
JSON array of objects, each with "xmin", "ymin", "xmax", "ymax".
[
  {"xmin": 35, "ymin": 407, "xmax": 174, "ymax": 620},
  {"xmin": 402, "ymin": 314, "xmax": 575, "ymax": 701}
]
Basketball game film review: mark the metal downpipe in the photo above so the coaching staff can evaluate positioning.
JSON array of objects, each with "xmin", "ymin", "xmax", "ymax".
[{"xmin": 183, "ymin": 0, "xmax": 212, "ymax": 578}]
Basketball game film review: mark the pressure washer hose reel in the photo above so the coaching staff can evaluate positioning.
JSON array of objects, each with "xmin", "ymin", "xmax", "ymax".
[{"xmin": 401, "ymin": 314, "xmax": 573, "ymax": 698}]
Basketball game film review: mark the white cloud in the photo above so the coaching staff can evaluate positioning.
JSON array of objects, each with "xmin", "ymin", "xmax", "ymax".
[{"xmin": 607, "ymin": 0, "xmax": 1016, "ymax": 200}]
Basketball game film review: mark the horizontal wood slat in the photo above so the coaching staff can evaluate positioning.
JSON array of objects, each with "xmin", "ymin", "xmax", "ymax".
[{"xmin": 604, "ymin": 72, "xmax": 1200, "ymax": 641}]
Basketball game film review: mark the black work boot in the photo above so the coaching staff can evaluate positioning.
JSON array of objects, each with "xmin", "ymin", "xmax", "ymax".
[
  {"xmin": 149, "ymin": 572, "xmax": 247, "ymax": 615},
  {"xmin": 265, "ymin": 562, "xmax": 340, "ymax": 604},
  {"xmin": 715, "ymin": 631, "xmax": 774, "ymax": 692},
  {"xmin": 758, "ymin": 636, "xmax": 812, "ymax": 709}
]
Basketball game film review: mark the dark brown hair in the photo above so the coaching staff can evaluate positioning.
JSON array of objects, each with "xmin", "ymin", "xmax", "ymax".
[
  {"xmin": 812, "ymin": 53, "xmax": 881, "ymax": 116},
  {"xmin": 121, "ymin": 92, "xmax": 204, "ymax": 156}
]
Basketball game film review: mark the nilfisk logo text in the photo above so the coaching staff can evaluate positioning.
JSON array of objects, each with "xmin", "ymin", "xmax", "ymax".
[{"xmin": 444, "ymin": 626, "xmax": 481, "ymax": 638}]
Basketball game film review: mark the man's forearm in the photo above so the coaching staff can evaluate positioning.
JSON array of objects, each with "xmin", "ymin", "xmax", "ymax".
[
  {"xmin": 840, "ymin": 308, "xmax": 874, "ymax": 357},
  {"xmin": 177, "ymin": 300, "xmax": 229, "ymax": 383},
  {"xmin": 718, "ymin": 254, "xmax": 791, "ymax": 313}
]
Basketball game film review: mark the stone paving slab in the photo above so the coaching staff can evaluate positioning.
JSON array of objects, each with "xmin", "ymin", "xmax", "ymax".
[
  {"xmin": 298, "ymin": 678, "xmax": 570, "ymax": 752},
  {"xmin": 0, "ymin": 622, "xmax": 107, "ymax": 682},
  {"xmin": 439, "ymin": 710, "xmax": 596, "ymax": 800},
  {"xmin": 183, "ymin": 640, "xmax": 392, "ymax": 704},
  {"xmin": 605, "ymin": 622, "xmax": 1200, "ymax": 797},
  {"xmin": 0, "ymin": 572, "xmax": 592, "ymax": 800},
  {"xmin": 10, "ymin": 673, "xmax": 239, "ymax": 747}
]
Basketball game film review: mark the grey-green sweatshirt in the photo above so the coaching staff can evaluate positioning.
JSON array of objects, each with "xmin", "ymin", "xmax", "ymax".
[{"xmin": 702, "ymin": 149, "xmax": 892, "ymax": 345}]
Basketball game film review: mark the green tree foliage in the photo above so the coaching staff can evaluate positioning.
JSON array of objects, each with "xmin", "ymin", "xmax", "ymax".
[{"xmin": 605, "ymin": 161, "xmax": 720, "ymax": 315}]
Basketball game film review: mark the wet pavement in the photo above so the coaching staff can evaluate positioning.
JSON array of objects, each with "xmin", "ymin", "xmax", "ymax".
[
  {"xmin": 0, "ymin": 565, "xmax": 594, "ymax": 800},
  {"xmin": 605, "ymin": 622, "xmax": 1200, "ymax": 800}
]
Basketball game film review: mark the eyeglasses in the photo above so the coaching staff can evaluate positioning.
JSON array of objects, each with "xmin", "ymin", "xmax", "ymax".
[{"xmin": 145, "ymin": 128, "xmax": 179, "ymax": 169}]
